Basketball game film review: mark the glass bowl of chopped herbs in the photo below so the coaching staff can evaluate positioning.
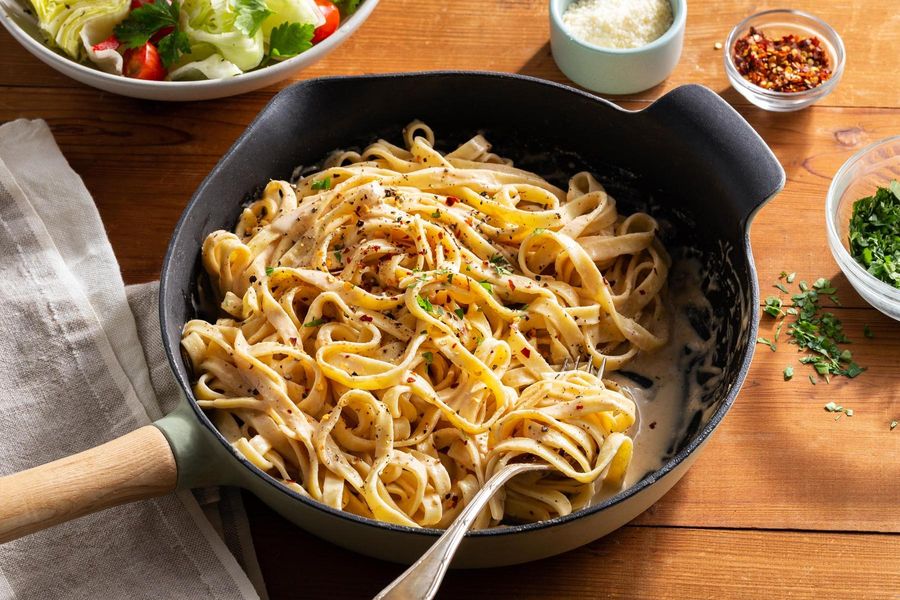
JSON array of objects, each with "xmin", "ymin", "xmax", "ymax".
[{"xmin": 826, "ymin": 135, "xmax": 900, "ymax": 321}]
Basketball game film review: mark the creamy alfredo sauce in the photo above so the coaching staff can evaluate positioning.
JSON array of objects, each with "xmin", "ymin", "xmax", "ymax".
[{"xmin": 608, "ymin": 257, "xmax": 721, "ymax": 491}]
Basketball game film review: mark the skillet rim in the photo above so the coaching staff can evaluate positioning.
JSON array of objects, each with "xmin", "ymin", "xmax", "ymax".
[{"xmin": 159, "ymin": 70, "xmax": 773, "ymax": 540}]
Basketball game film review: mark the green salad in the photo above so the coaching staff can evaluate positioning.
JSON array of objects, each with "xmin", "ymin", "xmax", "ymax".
[
  {"xmin": 848, "ymin": 180, "xmax": 900, "ymax": 289},
  {"xmin": 26, "ymin": 0, "xmax": 358, "ymax": 80}
]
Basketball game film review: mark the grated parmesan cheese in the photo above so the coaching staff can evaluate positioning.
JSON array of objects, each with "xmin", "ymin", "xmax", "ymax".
[{"xmin": 562, "ymin": 0, "xmax": 674, "ymax": 50}]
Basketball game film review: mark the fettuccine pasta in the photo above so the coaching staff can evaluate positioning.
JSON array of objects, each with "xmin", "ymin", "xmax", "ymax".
[{"xmin": 181, "ymin": 122, "xmax": 671, "ymax": 528}]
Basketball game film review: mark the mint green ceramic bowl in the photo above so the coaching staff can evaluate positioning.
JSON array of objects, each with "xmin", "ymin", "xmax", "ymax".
[{"xmin": 549, "ymin": 0, "xmax": 686, "ymax": 94}]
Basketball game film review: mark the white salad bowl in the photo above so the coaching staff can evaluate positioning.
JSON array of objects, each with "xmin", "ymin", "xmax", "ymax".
[{"xmin": 0, "ymin": 0, "xmax": 379, "ymax": 101}]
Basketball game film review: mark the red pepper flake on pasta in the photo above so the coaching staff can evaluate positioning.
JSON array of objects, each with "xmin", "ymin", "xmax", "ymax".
[{"xmin": 732, "ymin": 27, "xmax": 831, "ymax": 93}]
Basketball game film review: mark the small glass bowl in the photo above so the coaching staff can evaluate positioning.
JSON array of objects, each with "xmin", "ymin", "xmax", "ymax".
[
  {"xmin": 724, "ymin": 9, "xmax": 845, "ymax": 112},
  {"xmin": 826, "ymin": 136, "xmax": 900, "ymax": 321}
]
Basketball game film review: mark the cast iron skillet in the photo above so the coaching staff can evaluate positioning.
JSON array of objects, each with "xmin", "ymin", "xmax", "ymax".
[{"xmin": 0, "ymin": 73, "xmax": 784, "ymax": 569}]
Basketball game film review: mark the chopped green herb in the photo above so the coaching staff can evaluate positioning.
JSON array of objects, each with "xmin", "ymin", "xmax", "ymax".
[
  {"xmin": 422, "ymin": 351, "xmax": 433, "ymax": 365},
  {"xmin": 333, "ymin": 250, "xmax": 342, "ymax": 264},
  {"xmin": 303, "ymin": 317, "xmax": 326, "ymax": 328},
  {"xmin": 475, "ymin": 335, "xmax": 484, "ymax": 347},
  {"xmin": 787, "ymin": 272, "xmax": 796, "ymax": 283},
  {"xmin": 808, "ymin": 374, "xmax": 817, "ymax": 385},
  {"xmin": 268, "ymin": 22, "xmax": 315, "ymax": 60},
  {"xmin": 763, "ymin": 296, "xmax": 784, "ymax": 317},
  {"xmin": 431, "ymin": 210, "xmax": 442, "ymax": 219},
  {"xmin": 848, "ymin": 180, "xmax": 900, "ymax": 289},
  {"xmin": 864, "ymin": 324, "xmax": 874, "ymax": 338},
  {"xmin": 783, "ymin": 365, "xmax": 793, "ymax": 380},
  {"xmin": 311, "ymin": 176, "xmax": 332, "ymax": 191},
  {"xmin": 824, "ymin": 401, "xmax": 839, "ymax": 412},
  {"xmin": 489, "ymin": 254, "xmax": 513, "ymax": 275},
  {"xmin": 799, "ymin": 280, "xmax": 809, "ymax": 292},
  {"xmin": 533, "ymin": 228, "xmax": 546, "ymax": 236},
  {"xmin": 845, "ymin": 408, "xmax": 854, "ymax": 417},
  {"xmin": 114, "ymin": 0, "xmax": 189, "ymax": 67},
  {"xmin": 756, "ymin": 336, "xmax": 776, "ymax": 351},
  {"xmin": 786, "ymin": 280, "xmax": 865, "ymax": 379},
  {"xmin": 891, "ymin": 420, "xmax": 898, "ymax": 431},
  {"xmin": 774, "ymin": 321, "xmax": 784, "ymax": 342},
  {"xmin": 265, "ymin": 266, "xmax": 275, "ymax": 276},
  {"xmin": 454, "ymin": 307, "xmax": 465, "ymax": 318},
  {"xmin": 416, "ymin": 295, "xmax": 434, "ymax": 314},
  {"xmin": 774, "ymin": 283, "xmax": 789, "ymax": 294},
  {"xmin": 478, "ymin": 281, "xmax": 493, "ymax": 294},
  {"xmin": 779, "ymin": 270, "xmax": 788, "ymax": 279}
]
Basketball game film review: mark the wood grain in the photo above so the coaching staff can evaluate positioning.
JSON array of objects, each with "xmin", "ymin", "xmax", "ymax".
[
  {"xmin": 1, "ymin": 0, "xmax": 898, "ymax": 596},
  {"xmin": 3, "ymin": 0, "xmax": 900, "ymax": 109},
  {"xmin": 0, "ymin": 426, "xmax": 177, "ymax": 543},
  {"xmin": 244, "ymin": 492, "xmax": 900, "ymax": 600}
]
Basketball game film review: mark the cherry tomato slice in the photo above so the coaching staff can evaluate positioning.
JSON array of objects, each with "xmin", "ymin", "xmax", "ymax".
[
  {"xmin": 123, "ymin": 43, "xmax": 166, "ymax": 81},
  {"xmin": 92, "ymin": 35, "xmax": 120, "ymax": 52},
  {"xmin": 311, "ymin": 0, "xmax": 340, "ymax": 44}
]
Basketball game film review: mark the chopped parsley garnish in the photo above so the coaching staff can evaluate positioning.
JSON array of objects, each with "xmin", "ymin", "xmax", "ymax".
[
  {"xmin": 114, "ymin": 0, "xmax": 189, "ymax": 67},
  {"xmin": 311, "ymin": 176, "xmax": 332, "ymax": 190},
  {"xmin": 303, "ymin": 317, "xmax": 326, "ymax": 327},
  {"xmin": 265, "ymin": 266, "xmax": 275, "ymax": 275},
  {"xmin": 422, "ymin": 351, "xmax": 433, "ymax": 365},
  {"xmin": 786, "ymin": 272, "xmax": 796, "ymax": 283},
  {"xmin": 416, "ymin": 295, "xmax": 434, "ymax": 313},
  {"xmin": 824, "ymin": 402, "xmax": 854, "ymax": 420},
  {"xmin": 774, "ymin": 283, "xmax": 789, "ymax": 294},
  {"xmin": 783, "ymin": 365, "xmax": 793, "ymax": 380},
  {"xmin": 892, "ymin": 420, "xmax": 898, "ymax": 431},
  {"xmin": 431, "ymin": 210, "xmax": 442, "ymax": 219},
  {"xmin": 268, "ymin": 22, "xmax": 314, "ymax": 60},
  {"xmin": 848, "ymin": 180, "xmax": 900, "ymax": 289},
  {"xmin": 864, "ymin": 324, "xmax": 874, "ymax": 339},
  {"xmin": 478, "ymin": 281, "xmax": 493, "ymax": 294},
  {"xmin": 763, "ymin": 275, "xmax": 866, "ymax": 381},
  {"xmin": 333, "ymin": 249, "xmax": 342, "ymax": 264},
  {"xmin": 756, "ymin": 336, "xmax": 776, "ymax": 351},
  {"xmin": 489, "ymin": 254, "xmax": 513, "ymax": 275},
  {"xmin": 454, "ymin": 307, "xmax": 465, "ymax": 319},
  {"xmin": 763, "ymin": 296, "xmax": 783, "ymax": 317}
]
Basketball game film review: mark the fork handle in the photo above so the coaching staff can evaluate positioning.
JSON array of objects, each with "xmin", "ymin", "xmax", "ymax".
[{"xmin": 374, "ymin": 463, "xmax": 547, "ymax": 600}]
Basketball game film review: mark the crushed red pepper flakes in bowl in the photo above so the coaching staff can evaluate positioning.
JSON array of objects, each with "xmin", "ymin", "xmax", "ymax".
[{"xmin": 733, "ymin": 26, "xmax": 832, "ymax": 93}]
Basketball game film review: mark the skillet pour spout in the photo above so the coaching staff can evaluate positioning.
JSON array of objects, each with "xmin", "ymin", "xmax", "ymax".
[{"xmin": 0, "ymin": 73, "xmax": 784, "ymax": 569}]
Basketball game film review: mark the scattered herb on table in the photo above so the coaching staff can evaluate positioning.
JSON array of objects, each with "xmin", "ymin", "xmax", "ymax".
[
  {"xmin": 756, "ymin": 336, "xmax": 776, "ymax": 351},
  {"xmin": 848, "ymin": 180, "xmax": 900, "ymax": 289},
  {"xmin": 863, "ymin": 324, "xmax": 874, "ymax": 339},
  {"xmin": 783, "ymin": 365, "xmax": 793, "ymax": 380},
  {"xmin": 761, "ymin": 275, "xmax": 865, "ymax": 382},
  {"xmin": 824, "ymin": 402, "xmax": 854, "ymax": 421},
  {"xmin": 891, "ymin": 420, "xmax": 898, "ymax": 431},
  {"xmin": 763, "ymin": 296, "xmax": 783, "ymax": 317}
]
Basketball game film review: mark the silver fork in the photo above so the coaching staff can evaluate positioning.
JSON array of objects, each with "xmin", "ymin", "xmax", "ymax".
[{"xmin": 374, "ymin": 355, "xmax": 607, "ymax": 600}]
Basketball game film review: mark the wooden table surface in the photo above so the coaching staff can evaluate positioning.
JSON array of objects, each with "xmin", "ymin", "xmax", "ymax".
[{"xmin": 2, "ymin": 0, "xmax": 899, "ymax": 598}]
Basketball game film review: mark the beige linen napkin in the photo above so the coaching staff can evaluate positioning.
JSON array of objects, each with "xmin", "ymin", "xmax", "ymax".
[{"xmin": 0, "ymin": 119, "xmax": 265, "ymax": 600}]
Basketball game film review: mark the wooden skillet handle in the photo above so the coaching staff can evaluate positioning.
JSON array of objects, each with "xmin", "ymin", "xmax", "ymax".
[{"xmin": 0, "ymin": 426, "xmax": 177, "ymax": 544}]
